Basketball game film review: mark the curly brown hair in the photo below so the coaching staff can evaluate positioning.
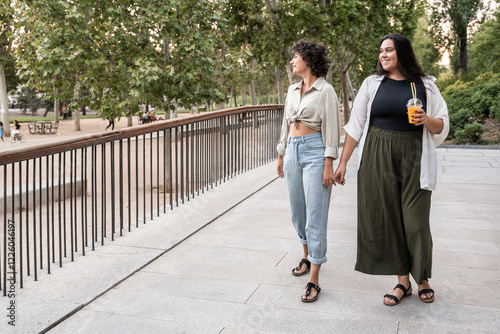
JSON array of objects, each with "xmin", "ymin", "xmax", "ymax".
[{"xmin": 291, "ymin": 38, "xmax": 330, "ymax": 77}]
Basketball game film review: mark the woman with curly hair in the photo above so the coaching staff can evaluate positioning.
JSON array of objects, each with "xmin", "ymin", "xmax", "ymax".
[{"xmin": 276, "ymin": 38, "xmax": 341, "ymax": 302}]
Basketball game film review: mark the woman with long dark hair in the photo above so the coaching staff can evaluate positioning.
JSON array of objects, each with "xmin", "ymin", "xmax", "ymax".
[
  {"xmin": 277, "ymin": 38, "xmax": 341, "ymax": 302},
  {"xmin": 334, "ymin": 33, "xmax": 449, "ymax": 306}
]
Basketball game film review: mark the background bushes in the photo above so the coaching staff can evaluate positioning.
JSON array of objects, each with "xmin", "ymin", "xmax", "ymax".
[{"xmin": 441, "ymin": 72, "xmax": 499, "ymax": 144}]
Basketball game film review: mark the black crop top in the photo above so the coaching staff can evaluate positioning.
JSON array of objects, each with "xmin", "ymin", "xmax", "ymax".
[{"xmin": 370, "ymin": 77, "xmax": 426, "ymax": 132}]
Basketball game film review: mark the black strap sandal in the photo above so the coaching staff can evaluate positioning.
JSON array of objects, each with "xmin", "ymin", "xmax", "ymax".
[
  {"xmin": 383, "ymin": 283, "xmax": 412, "ymax": 306},
  {"xmin": 301, "ymin": 282, "xmax": 321, "ymax": 303},
  {"xmin": 419, "ymin": 289, "xmax": 435, "ymax": 303},
  {"xmin": 291, "ymin": 258, "xmax": 310, "ymax": 276}
]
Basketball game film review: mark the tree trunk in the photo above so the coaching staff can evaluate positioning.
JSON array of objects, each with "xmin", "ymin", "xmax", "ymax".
[
  {"xmin": 276, "ymin": 66, "xmax": 285, "ymax": 104},
  {"xmin": 257, "ymin": 80, "xmax": 261, "ymax": 105},
  {"xmin": 0, "ymin": 66, "xmax": 11, "ymax": 137},
  {"xmin": 459, "ymin": 36, "xmax": 468, "ymax": 72},
  {"xmin": 346, "ymin": 71, "xmax": 356, "ymax": 101},
  {"xmin": 53, "ymin": 81, "xmax": 60, "ymax": 123},
  {"xmin": 272, "ymin": 84, "xmax": 276, "ymax": 105},
  {"xmin": 326, "ymin": 68, "xmax": 334, "ymax": 85},
  {"xmin": 339, "ymin": 70, "xmax": 350, "ymax": 125},
  {"xmin": 241, "ymin": 83, "xmax": 246, "ymax": 106},
  {"xmin": 73, "ymin": 85, "xmax": 81, "ymax": 131},
  {"xmin": 127, "ymin": 115, "xmax": 133, "ymax": 127},
  {"xmin": 229, "ymin": 85, "xmax": 234, "ymax": 108},
  {"xmin": 249, "ymin": 59, "xmax": 258, "ymax": 105},
  {"xmin": 54, "ymin": 99, "xmax": 60, "ymax": 123}
]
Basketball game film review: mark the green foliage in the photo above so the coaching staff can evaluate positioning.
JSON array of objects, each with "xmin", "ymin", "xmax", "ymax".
[
  {"xmin": 17, "ymin": 87, "xmax": 54, "ymax": 115},
  {"xmin": 430, "ymin": 0, "xmax": 492, "ymax": 74},
  {"xmin": 413, "ymin": 15, "xmax": 444, "ymax": 78},
  {"xmin": 15, "ymin": 0, "xmax": 229, "ymax": 119},
  {"xmin": 452, "ymin": 122, "xmax": 484, "ymax": 144},
  {"xmin": 442, "ymin": 72, "xmax": 500, "ymax": 141},
  {"xmin": 469, "ymin": 10, "xmax": 500, "ymax": 77}
]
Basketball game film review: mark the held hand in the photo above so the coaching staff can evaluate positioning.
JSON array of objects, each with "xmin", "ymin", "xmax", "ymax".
[
  {"xmin": 412, "ymin": 108, "xmax": 445, "ymax": 134},
  {"xmin": 323, "ymin": 166, "xmax": 336, "ymax": 189},
  {"xmin": 412, "ymin": 109, "xmax": 430, "ymax": 126},
  {"xmin": 277, "ymin": 155, "xmax": 284, "ymax": 179},
  {"xmin": 333, "ymin": 164, "xmax": 346, "ymax": 186}
]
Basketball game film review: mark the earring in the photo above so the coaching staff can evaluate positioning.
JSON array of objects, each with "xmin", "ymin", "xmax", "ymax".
[{"xmin": 305, "ymin": 65, "xmax": 309, "ymax": 70}]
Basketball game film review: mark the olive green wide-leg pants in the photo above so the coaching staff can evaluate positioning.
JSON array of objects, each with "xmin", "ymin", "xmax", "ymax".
[{"xmin": 355, "ymin": 126, "xmax": 432, "ymax": 284}]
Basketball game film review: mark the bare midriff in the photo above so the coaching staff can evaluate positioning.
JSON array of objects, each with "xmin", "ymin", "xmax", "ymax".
[{"xmin": 289, "ymin": 120, "xmax": 319, "ymax": 137}]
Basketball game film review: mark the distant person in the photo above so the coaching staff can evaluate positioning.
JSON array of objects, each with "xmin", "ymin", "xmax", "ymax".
[
  {"xmin": 334, "ymin": 33, "xmax": 449, "ymax": 306},
  {"xmin": 11, "ymin": 120, "xmax": 22, "ymax": 142},
  {"xmin": 0, "ymin": 122, "xmax": 4, "ymax": 142},
  {"xmin": 141, "ymin": 111, "xmax": 148, "ymax": 124},
  {"xmin": 105, "ymin": 116, "xmax": 115, "ymax": 130},
  {"xmin": 62, "ymin": 104, "xmax": 68, "ymax": 120},
  {"xmin": 276, "ymin": 38, "xmax": 341, "ymax": 303}
]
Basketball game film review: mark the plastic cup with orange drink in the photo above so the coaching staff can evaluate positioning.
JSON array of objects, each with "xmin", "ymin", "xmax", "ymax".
[{"xmin": 407, "ymin": 98, "xmax": 422, "ymax": 124}]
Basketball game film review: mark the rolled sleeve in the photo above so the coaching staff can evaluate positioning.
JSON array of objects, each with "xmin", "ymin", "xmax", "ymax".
[
  {"xmin": 321, "ymin": 85, "xmax": 340, "ymax": 159},
  {"xmin": 344, "ymin": 78, "xmax": 371, "ymax": 142}
]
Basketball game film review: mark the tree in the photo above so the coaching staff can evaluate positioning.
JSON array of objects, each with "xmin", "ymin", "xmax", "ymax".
[
  {"xmin": 413, "ymin": 15, "xmax": 443, "ymax": 78},
  {"xmin": 430, "ymin": 0, "xmax": 495, "ymax": 74},
  {"xmin": 15, "ymin": 0, "xmax": 229, "ymax": 128},
  {"xmin": 0, "ymin": 0, "xmax": 14, "ymax": 136},
  {"xmin": 469, "ymin": 10, "xmax": 500, "ymax": 76}
]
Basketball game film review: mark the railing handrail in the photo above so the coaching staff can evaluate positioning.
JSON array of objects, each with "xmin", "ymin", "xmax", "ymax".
[{"xmin": 0, "ymin": 104, "xmax": 284, "ymax": 165}]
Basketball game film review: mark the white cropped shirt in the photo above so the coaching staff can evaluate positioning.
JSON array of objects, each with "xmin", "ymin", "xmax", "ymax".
[{"xmin": 277, "ymin": 77, "xmax": 340, "ymax": 159}]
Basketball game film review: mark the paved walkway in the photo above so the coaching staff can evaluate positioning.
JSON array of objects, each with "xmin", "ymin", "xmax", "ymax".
[{"xmin": 3, "ymin": 146, "xmax": 500, "ymax": 334}]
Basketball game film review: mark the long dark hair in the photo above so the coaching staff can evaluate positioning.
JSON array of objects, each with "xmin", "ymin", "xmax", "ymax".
[{"xmin": 376, "ymin": 33, "xmax": 426, "ymax": 85}]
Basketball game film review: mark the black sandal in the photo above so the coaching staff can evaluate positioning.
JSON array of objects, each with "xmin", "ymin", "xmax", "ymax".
[
  {"xmin": 291, "ymin": 258, "xmax": 310, "ymax": 276},
  {"xmin": 301, "ymin": 282, "xmax": 321, "ymax": 303},
  {"xmin": 383, "ymin": 283, "xmax": 412, "ymax": 306},
  {"xmin": 418, "ymin": 280, "xmax": 435, "ymax": 303}
]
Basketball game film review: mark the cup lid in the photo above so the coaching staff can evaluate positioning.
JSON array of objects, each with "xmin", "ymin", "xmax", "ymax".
[{"xmin": 407, "ymin": 98, "xmax": 422, "ymax": 107}]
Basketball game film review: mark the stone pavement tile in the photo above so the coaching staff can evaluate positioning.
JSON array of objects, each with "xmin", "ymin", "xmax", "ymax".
[
  {"xmin": 82, "ymin": 288, "xmax": 398, "ymax": 334},
  {"xmin": 432, "ymin": 226, "xmax": 500, "ymax": 243},
  {"xmin": 439, "ymin": 166, "xmax": 500, "ymax": 184},
  {"xmin": 112, "ymin": 211, "xmax": 218, "ymax": 250},
  {"xmin": 433, "ymin": 282, "xmax": 500, "ymax": 309},
  {"xmin": 141, "ymin": 243, "xmax": 287, "ymax": 284},
  {"xmin": 114, "ymin": 271, "xmax": 260, "ymax": 304},
  {"xmin": 442, "ymin": 155, "xmax": 497, "ymax": 162},
  {"xmin": 432, "ymin": 184, "xmax": 500, "ymax": 206},
  {"xmin": 433, "ymin": 250, "xmax": 500, "ymax": 270},
  {"xmin": 220, "ymin": 329, "xmax": 271, "ymax": 334},
  {"xmin": 0, "ymin": 244, "xmax": 162, "ymax": 333},
  {"xmin": 431, "ymin": 200, "xmax": 500, "ymax": 215},
  {"xmin": 397, "ymin": 321, "xmax": 494, "ymax": 334},
  {"xmin": 48, "ymin": 309, "xmax": 223, "ymax": 334},
  {"xmin": 431, "ymin": 207, "xmax": 499, "ymax": 222},
  {"xmin": 432, "ymin": 218, "xmax": 500, "ymax": 232},
  {"xmin": 247, "ymin": 284, "xmax": 500, "ymax": 333},
  {"xmin": 185, "ymin": 231, "xmax": 299, "ymax": 254},
  {"xmin": 433, "ymin": 237, "xmax": 500, "ymax": 254},
  {"xmin": 17, "ymin": 244, "xmax": 162, "ymax": 303},
  {"xmin": 439, "ymin": 161, "xmax": 493, "ymax": 167},
  {"xmin": 1, "ymin": 295, "xmax": 81, "ymax": 334},
  {"xmin": 432, "ymin": 265, "xmax": 499, "ymax": 287}
]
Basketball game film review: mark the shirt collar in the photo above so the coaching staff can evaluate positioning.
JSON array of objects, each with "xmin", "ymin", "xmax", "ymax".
[{"xmin": 293, "ymin": 77, "xmax": 327, "ymax": 92}]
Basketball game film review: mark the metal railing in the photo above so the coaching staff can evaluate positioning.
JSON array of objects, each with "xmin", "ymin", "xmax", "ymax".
[{"xmin": 0, "ymin": 105, "xmax": 284, "ymax": 295}]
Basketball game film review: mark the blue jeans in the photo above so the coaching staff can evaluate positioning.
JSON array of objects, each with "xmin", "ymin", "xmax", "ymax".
[{"xmin": 283, "ymin": 132, "xmax": 332, "ymax": 265}]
